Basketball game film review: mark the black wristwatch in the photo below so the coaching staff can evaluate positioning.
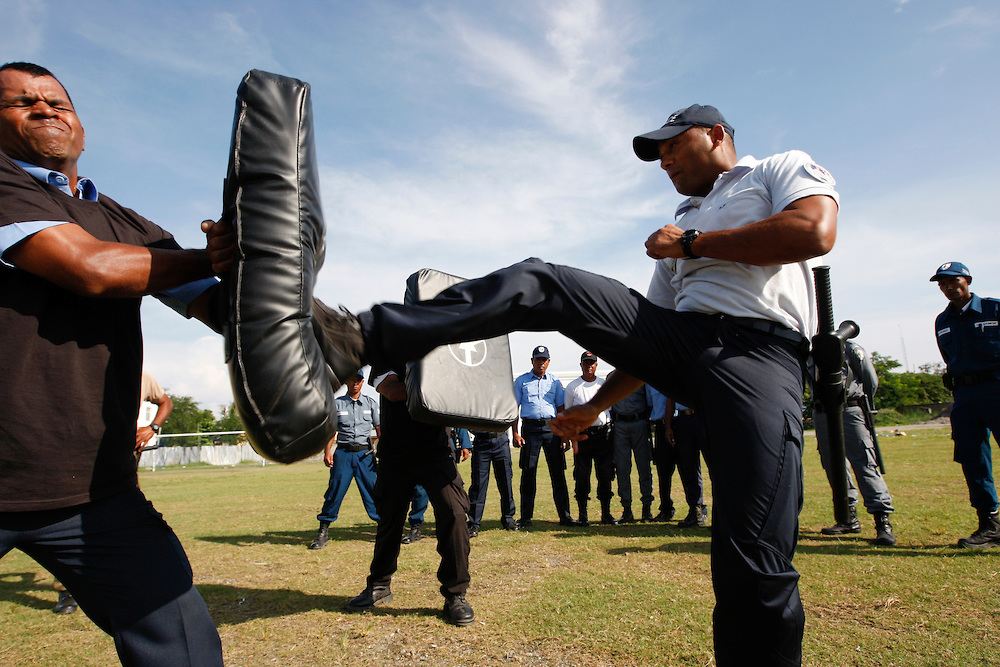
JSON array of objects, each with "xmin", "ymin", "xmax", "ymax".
[
  {"xmin": 150, "ymin": 423, "xmax": 161, "ymax": 434},
  {"xmin": 680, "ymin": 228, "xmax": 702, "ymax": 259}
]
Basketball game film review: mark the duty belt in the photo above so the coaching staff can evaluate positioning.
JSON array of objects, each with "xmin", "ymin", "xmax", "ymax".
[
  {"xmin": 614, "ymin": 412, "xmax": 647, "ymax": 423},
  {"xmin": 953, "ymin": 371, "xmax": 1000, "ymax": 386},
  {"xmin": 728, "ymin": 316, "xmax": 807, "ymax": 348},
  {"xmin": 814, "ymin": 397, "xmax": 865, "ymax": 413},
  {"xmin": 338, "ymin": 443, "xmax": 371, "ymax": 453},
  {"xmin": 585, "ymin": 425, "xmax": 610, "ymax": 436},
  {"xmin": 521, "ymin": 417, "xmax": 550, "ymax": 427}
]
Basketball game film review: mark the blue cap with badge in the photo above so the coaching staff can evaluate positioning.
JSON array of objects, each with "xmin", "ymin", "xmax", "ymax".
[
  {"xmin": 531, "ymin": 345, "xmax": 550, "ymax": 359},
  {"xmin": 633, "ymin": 104, "xmax": 735, "ymax": 162},
  {"xmin": 929, "ymin": 261, "xmax": 972, "ymax": 282}
]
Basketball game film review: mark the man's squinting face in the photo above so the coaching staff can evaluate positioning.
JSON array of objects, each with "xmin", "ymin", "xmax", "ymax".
[
  {"xmin": 657, "ymin": 126, "xmax": 722, "ymax": 197},
  {"xmin": 0, "ymin": 70, "xmax": 85, "ymax": 171},
  {"xmin": 937, "ymin": 276, "xmax": 972, "ymax": 307},
  {"xmin": 347, "ymin": 377, "xmax": 364, "ymax": 397},
  {"xmin": 531, "ymin": 357, "xmax": 550, "ymax": 376},
  {"xmin": 580, "ymin": 360, "xmax": 598, "ymax": 381}
]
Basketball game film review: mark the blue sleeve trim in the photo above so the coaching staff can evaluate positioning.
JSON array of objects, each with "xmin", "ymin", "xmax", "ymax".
[
  {"xmin": 0, "ymin": 220, "xmax": 70, "ymax": 267},
  {"xmin": 153, "ymin": 277, "xmax": 219, "ymax": 317}
]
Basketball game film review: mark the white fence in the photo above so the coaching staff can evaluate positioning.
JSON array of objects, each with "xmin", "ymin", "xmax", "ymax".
[{"xmin": 138, "ymin": 442, "xmax": 270, "ymax": 469}]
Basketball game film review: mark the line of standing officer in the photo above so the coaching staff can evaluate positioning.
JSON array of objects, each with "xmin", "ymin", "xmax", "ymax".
[
  {"xmin": 466, "ymin": 428, "xmax": 518, "ymax": 537},
  {"xmin": 931, "ymin": 261, "xmax": 1000, "ymax": 549},
  {"xmin": 610, "ymin": 377, "xmax": 654, "ymax": 523},
  {"xmin": 309, "ymin": 370, "xmax": 380, "ymax": 550},
  {"xmin": 564, "ymin": 352, "xmax": 618, "ymax": 526},
  {"xmin": 512, "ymin": 346, "xmax": 576, "ymax": 528}
]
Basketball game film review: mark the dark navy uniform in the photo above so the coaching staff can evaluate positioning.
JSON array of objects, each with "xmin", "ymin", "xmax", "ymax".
[
  {"xmin": 466, "ymin": 431, "xmax": 516, "ymax": 532},
  {"xmin": 933, "ymin": 264, "xmax": 1000, "ymax": 538}
]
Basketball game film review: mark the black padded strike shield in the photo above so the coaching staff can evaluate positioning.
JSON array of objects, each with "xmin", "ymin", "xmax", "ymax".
[
  {"xmin": 404, "ymin": 269, "xmax": 518, "ymax": 431},
  {"xmin": 224, "ymin": 70, "xmax": 336, "ymax": 463}
]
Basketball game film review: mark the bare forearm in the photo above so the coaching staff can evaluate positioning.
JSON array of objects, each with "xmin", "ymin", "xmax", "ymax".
[
  {"xmin": 590, "ymin": 372, "xmax": 645, "ymax": 412},
  {"xmin": 690, "ymin": 206, "xmax": 836, "ymax": 266}
]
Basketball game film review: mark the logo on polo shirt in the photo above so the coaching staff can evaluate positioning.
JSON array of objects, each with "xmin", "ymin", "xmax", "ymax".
[
  {"xmin": 448, "ymin": 340, "xmax": 488, "ymax": 367},
  {"xmin": 974, "ymin": 321, "xmax": 998, "ymax": 332}
]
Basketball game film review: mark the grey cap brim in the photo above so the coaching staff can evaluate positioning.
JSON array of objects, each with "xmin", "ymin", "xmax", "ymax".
[{"xmin": 633, "ymin": 125, "xmax": 692, "ymax": 161}]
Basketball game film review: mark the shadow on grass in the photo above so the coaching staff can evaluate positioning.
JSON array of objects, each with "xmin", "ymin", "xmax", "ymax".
[
  {"xmin": 606, "ymin": 537, "xmax": 992, "ymax": 557},
  {"xmin": 0, "ymin": 571, "xmax": 54, "ymax": 611},
  {"xmin": 196, "ymin": 525, "xmax": 380, "ymax": 547},
  {"xmin": 198, "ymin": 583, "xmax": 440, "ymax": 625}
]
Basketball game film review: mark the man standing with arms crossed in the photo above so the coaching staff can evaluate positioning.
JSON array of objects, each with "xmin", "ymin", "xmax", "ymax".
[
  {"xmin": 512, "ymin": 346, "xmax": 575, "ymax": 528},
  {"xmin": 931, "ymin": 261, "xmax": 1000, "ymax": 548},
  {"xmin": 320, "ymin": 103, "xmax": 838, "ymax": 664}
]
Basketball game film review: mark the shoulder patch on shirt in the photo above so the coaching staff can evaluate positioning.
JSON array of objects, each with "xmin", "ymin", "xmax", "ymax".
[
  {"xmin": 803, "ymin": 162, "xmax": 835, "ymax": 185},
  {"xmin": 937, "ymin": 327, "xmax": 951, "ymax": 337}
]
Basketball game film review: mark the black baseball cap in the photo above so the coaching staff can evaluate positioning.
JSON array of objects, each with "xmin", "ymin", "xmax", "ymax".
[
  {"xmin": 633, "ymin": 104, "xmax": 735, "ymax": 162},
  {"xmin": 531, "ymin": 345, "xmax": 551, "ymax": 359},
  {"xmin": 580, "ymin": 351, "xmax": 598, "ymax": 363}
]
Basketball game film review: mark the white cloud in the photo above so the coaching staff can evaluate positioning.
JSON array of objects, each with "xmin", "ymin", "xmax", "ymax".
[
  {"xmin": 894, "ymin": 0, "xmax": 911, "ymax": 14},
  {"xmin": 1, "ymin": 0, "xmax": 44, "ymax": 55},
  {"xmin": 927, "ymin": 6, "xmax": 1000, "ymax": 33}
]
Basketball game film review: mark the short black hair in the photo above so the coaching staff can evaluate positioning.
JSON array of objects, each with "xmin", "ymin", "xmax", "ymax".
[{"xmin": 0, "ymin": 62, "xmax": 74, "ymax": 106}]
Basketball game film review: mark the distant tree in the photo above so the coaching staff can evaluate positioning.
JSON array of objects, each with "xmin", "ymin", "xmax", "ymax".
[
  {"xmin": 162, "ymin": 394, "xmax": 216, "ymax": 446},
  {"xmin": 869, "ymin": 352, "xmax": 951, "ymax": 410},
  {"xmin": 215, "ymin": 403, "xmax": 245, "ymax": 432},
  {"xmin": 919, "ymin": 362, "xmax": 946, "ymax": 376}
]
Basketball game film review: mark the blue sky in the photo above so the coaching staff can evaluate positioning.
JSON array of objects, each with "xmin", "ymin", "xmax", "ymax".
[{"xmin": 5, "ymin": 1, "xmax": 998, "ymax": 408}]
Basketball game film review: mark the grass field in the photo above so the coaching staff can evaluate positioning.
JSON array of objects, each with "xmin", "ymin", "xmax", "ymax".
[{"xmin": 2, "ymin": 427, "xmax": 998, "ymax": 666}]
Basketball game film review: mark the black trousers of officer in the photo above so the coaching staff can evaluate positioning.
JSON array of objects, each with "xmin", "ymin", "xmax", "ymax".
[
  {"xmin": 0, "ymin": 488, "xmax": 222, "ymax": 666},
  {"xmin": 519, "ymin": 424, "xmax": 573, "ymax": 523},
  {"xmin": 468, "ymin": 433, "xmax": 516, "ymax": 528},
  {"xmin": 361, "ymin": 258, "xmax": 807, "ymax": 666},
  {"xmin": 368, "ymin": 447, "xmax": 471, "ymax": 597},
  {"xmin": 574, "ymin": 426, "xmax": 615, "ymax": 505},
  {"xmin": 653, "ymin": 413, "xmax": 706, "ymax": 515}
]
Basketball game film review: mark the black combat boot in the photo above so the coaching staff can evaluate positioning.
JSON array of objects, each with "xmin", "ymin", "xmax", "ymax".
[
  {"xmin": 873, "ymin": 513, "xmax": 896, "ymax": 546},
  {"xmin": 600, "ymin": 500, "xmax": 618, "ymax": 525},
  {"xmin": 678, "ymin": 504, "xmax": 708, "ymax": 528},
  {"xmin": 577, "ymin": 501, "xmax": 590, "ymax": 527},
  {"xmin": 958, "ymin": 510, "xmax": 1000, "ymax": 549},
  {"xmin": 308, "ymin": 522, "xmax": 330, "ymax": 550},
  {"xmin": 401, "ymin": 524, "xmax": 424, "ymax": 544},
  {"xmin": 820, "ymin": 504, "xmax": 861, "ymax": 535},
  {"xmin": 619, "ymin": 504, "xmax": 636, "ymax": 524},
  {"xmin": 443, "ymin": 594, "xmax": 475, "ymax": 626},
  {"xmin": 346, "ymin": 585, "xmax": 393, "ymax": 611},
  {"xmin": 641, "ymin": 502, "xmax": 654, "ymax": 522}
]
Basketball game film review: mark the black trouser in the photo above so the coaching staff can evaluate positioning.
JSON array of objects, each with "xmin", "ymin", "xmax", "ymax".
[
  {"xmin": 360, "ymin": 258, "xmax": 807, "ymax": 665},
  {"xmin": 467, "ymin": 434, "xmax": 516, "ymax": 528},
  {"xmin": 0, "ymin": 488, "xmax": 222, "ymax": 666},
  {"xmin": 518, "ymin": 426, "xmax": 572, "ymax": 522},
  {"xmin": 574, "ymin": 426, "xmax": 615, "ymax": 504},
  {"xmin": 653, "ymin": 414, "xmax": 706, "ymax": 514},
  {"xmin": 368, "ymin": 448, "xmax": 471, "ymax": 597}
]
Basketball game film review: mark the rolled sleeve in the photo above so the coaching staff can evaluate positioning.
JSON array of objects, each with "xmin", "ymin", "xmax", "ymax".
[
  {"xmin": 153, "ymin": 277, "xmax": 219, "ymax": 317},
  {"xmin": 0, "ymin": 220, "xmax": 70, "ymax": 267}
]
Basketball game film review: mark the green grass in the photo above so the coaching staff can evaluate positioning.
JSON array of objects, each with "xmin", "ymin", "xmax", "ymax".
[{"xmin": 2, "ymin": 427, "xmax": 997, "ymax": 666}]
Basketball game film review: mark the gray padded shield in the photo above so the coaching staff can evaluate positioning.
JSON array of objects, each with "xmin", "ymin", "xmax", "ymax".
[
  {"xmin": 224, "ymin": 70, "xmax": 337, "ymax": 463},
  {"xmin": 404, "ymin": 269, "xmax": 518, "ymax": 431}
]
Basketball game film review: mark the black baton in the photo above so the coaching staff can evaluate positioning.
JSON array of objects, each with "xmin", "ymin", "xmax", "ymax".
[{"xmin": 811, "ymin": 266, "xmax": 859, "ymax": 526}]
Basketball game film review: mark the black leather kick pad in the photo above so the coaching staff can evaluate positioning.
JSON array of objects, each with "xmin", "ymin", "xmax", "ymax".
[
  {"xmin": 404, "ymin": 269, "xmax": 518, "ymax": 431},
  {"xmin": 223, "ymin": 69, "xmax": 336, "ymax": 463}
]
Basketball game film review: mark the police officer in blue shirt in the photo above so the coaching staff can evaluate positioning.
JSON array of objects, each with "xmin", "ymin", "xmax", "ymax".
[
  {"xmin": 309, "ymin": 370, "xmax": 380, "ymax": 550},
  {"xmin": 512, "ymin": 346, "xmax": 575, "ymax": 527},
  {"xmin": 931, "ymin": 261, "xmax": 1000, "ymax": 548},
  {"xmin": 466, "ymin": 428, "xmax": 517, "ymax": 537}
]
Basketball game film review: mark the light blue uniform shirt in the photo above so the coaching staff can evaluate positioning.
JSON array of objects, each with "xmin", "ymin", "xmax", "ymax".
[
  {"xmin": 646, "ymin": 385, "xmax": 669, "ymax": 421},
  {"xmin": 513, "ymin": 371, "xmax": 564, "ymax": 419},
  {"xmin": 334, "ymin": 394, "xmax": 380, "ymax": 446}
]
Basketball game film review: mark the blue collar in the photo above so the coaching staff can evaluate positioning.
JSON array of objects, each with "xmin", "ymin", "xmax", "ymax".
[
  {"xmin": 966, "ymin": 293, "xmax": 983, "ymax": 314},
  {"xmin": 13, "ymin": 159, "xmax": 99, "ymax": 201}
]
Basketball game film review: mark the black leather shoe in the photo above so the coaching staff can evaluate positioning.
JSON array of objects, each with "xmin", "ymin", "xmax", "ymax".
[
  {"xmin": 600, "ymin": 513, "xmax": 619, "ymax": 526},
  {"xmin": 516, "ymin": 519, "xmax": 532, "ymax": 530},
  {"xmin": 467, "ymin": 524, "xmax": 479, "ymax": 538},
  {"xmin": 619, "ymin": 508, "xmax": 636, "ymax": 524},
  {"xmin": 559, "ymin": 516, "xmax": 580, "ymax": 527},
  {"xmin": 502, "ymin": 521, "xmax": 519, "ymax": 531},
  {"xmin": 308, "ymin": 524, "xmax": 330, "ymax": 550},
  {"xmin": 443, "ymin": 594, "xmax": 475, "ymax": 626},
  {"xmin": 678, "ymin": 504, "xmax": 709, "ymax": 528},
  {"xmin": 52, "ymin": 590, "xmax": 78, "ymax": 615},
  {"xmin": 873, "ymin": 513, "xmax": 896, "ymax": 546},
  {"xmin": 821, "ymin": 505, "xmax": 861, "ymax": 535},
  {"xmin": 401, "ymin": 525, "xmax": 424, "ymax": 544},
  {"xmin": 641, "ymin": 504, "xmax": 655, "ymax": 522},
  {"xmin": 653, "ymin": 507, "xmax": 675, "ymax": 522},
  {"xmin": 958, "ymin": 511, "xmax": 1000, "ymax": 549},
  {"xmin": 311, "ymin": 299, "xmax": 365, "ymax": 386},
  {"xmin": 346, "ymin": 585, "xmax": 393, "ymax": 611}
]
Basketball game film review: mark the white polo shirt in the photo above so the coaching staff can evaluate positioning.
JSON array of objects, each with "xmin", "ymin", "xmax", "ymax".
[
  {"xmin": 564, "ymin": 376, "xmax": 610, "ymax": 427},
  {"xmin": 645, "ymin": 150, "xmax": 839, "ymax": 337}
]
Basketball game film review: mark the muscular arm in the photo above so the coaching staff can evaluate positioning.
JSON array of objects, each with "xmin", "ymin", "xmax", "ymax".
[
  {"xmin": 645, "ymin": 195, "xmax": 838, "ymax": 266},
  {"xmin": 135, "ymin": 393, "xmax": 174, "ymax": 451},
  {"xmin": 5, "ymin": 217, "xmax": 234, "ymax": 299}
]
